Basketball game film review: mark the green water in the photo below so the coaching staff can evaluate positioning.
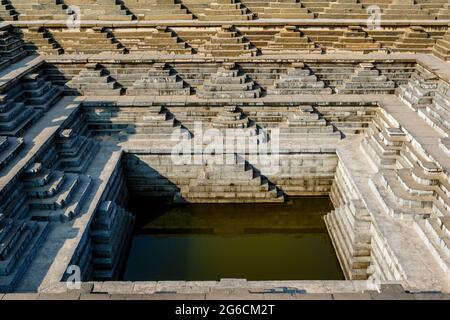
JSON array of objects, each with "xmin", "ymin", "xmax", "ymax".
[{"xmin": 122, "ymin": 197, "xmax": 344, "ymax": 281}]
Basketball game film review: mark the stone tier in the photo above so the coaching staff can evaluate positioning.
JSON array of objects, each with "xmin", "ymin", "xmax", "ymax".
[
  {"xmin": 0, "ymin": 28, "xmax": 27, "ymax": 69},
  {"xmin": 319, "ymin": 0, "xmax": 368, "ymax": 19},
  {"xmin": 391, "ymin": 26, "xmax": 435, "ymax": 53},
  {"xmin": 197, "ymin": 62, "xmax": 261, "ymax": 99},
  {"xmin": 268, "ymin": 62, "xmax": 331, "ymax": 95},
  {"xmin": 264, "ymin": 26, "xmax": 320, "ymax": 54},
  {"xmin": 433, "ymin": 28, "xmax": 450, "ymax": 61},
  {"xmin": 203, "ymin": 25, "xmax": 258, "ymax": 57},
  {"xmin": 396, "ymin": 71, "xmax": 439, "ymax": 109},
  {"xmin": 51, "ymin": 27, "xmax": 126, "ymax": 55},
  {"xmin": 199, "ymin": 0, "xmax": 254, "ymax": 21},
  {"xmin": 258, "ymin": 0, "xmax": 314, "ymax": 19},
  {"xmin": 124, "ymin": 0, "xmax": 193, "ymax": 20},
  {"xmin": 0, "ymin": 91, "xmax": 40, "ymax": 137},
  {"xmin": 90, "ymin": 201, "xmax": 134, "ymax": 280},
  {"xmin": 417, "ymin": 83, "xmax": 450, "ymax": 136},
  {"xmin": 68, "ymin": 63, "xmax": 124, "ymax": 96},
  {"xmin": 279, "ymin": 105, "xmax": 341, "ymax": 142},
  {"xmin": 127, "ymin": 62, "xmax": 191, "ymax": 96},
  {"xmin": 0, "ymin": 218, "xmax": 49, "ymax": 292},
  {"xmin": 20, "ymin": 26, "xmax": 63, "ymax": 55},
  {"xmin": 0, "ymin": 136, "xmax": 24, "ymax": 170},
  {"xmin": 21, "ymin": 72, "xmax": 63, "ymax": 110},
  {"xmin": 382, "ymin": 0, "xmax": 433, "ymax": 20},
  {"xmin": 175, "ymin": 155, "xmax": 284, "ymax": 203},
  {"xmin": 11, "ymin": 0, "xmax": 69, "ymax": 21},
  {"xmin": 63, "ymin": 0, "xmax": 133, "ymax": 20},
  {"xmin": 332, "ymin": 26, "xmax": 382, "ymax": 53},
  {"xmin": 336, "ymin": 63, "xmax": 395, "ymax": 94},
  {"xmin": 0, "ymin": 0, "xmax": 18, "ymax": 20},
  {"xmin": 113, "ymin": 26, "xmax": 192, "ymax": 54}
]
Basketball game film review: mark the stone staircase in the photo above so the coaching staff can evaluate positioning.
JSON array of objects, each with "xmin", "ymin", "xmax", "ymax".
[
  {"xmin": 0, "ymin": 217, "xmax": 50, "ymax": 291},
  {"xmin": 176, "ymin": 155, "xmax": 284, "ymax": 203},
  {"xmin": 0, "ymin": 136, "xmax": 24, "ymax": 170},
  {"xmin": 319, "ymin": 0, "xmax": 369, "ymax": 19},
  {"xmin": 336, "ymin": 63, "xmax": 395, "ymax": 94},
  {"xmin": 325, "ymin": 199, "xmax": 372, "ymax": 280},
  {"xmin": 21, "ymin": 72, "xmax": 63, "ymax": 110},
  {"xmin": 197, "ymin": 62, "xmax": 261, "ymax": 99},
  {"xmin": 279, "ymin": 105, "xmax": 341, "ymax": 142},
  {"xmin": 127, "ymin": 62, "xmax": 191, "ymax": 95},
  {"xmin": 11, "ymin": 0, "xmax": 69, "ymax": 20},
  {"xmin": 332, "ymin": 26, "xmax": 383, "ymax": 53},
  {"xmin": 203, "ymin": 25, "xmax": 258, "ymax": 57},
  {"xmin": 0, "ymin": 0, "xmax": 18, "ymax": 20},
  {"xmin": 0, "ymin": 88, "xmax": 40, "ymax": 137},
  {"xmin": 90, "ymin": 200, "xmax": 134, "ymax": 280},
  {"xmin": 20, "ymin": 26, "xmax": 63, "ymax": 55},
  {"xmin": 22, "ymin": 126, "xmax": 99, "ymax": 222},
  {"xmin": 382, "ymin": 0, "xmax": 433, "ymax": 19},
  {"xmin": 417, "ymin": 82, "xmax": 450, "ymax": 137},
  {"xmin": 124, "ymin": 0, "xmax": 193, "ymax": 20},
  {"xmin": 361, "ymin": 110, "xmax": 450, "ymax": 219},
  {"xmin": 258, "ymin": 0, "xmax": 314, "ymax": 19},
  {"xmin": 264, "ymin": 26, "xmax": 320, "ymax": 54},
  {"xmin": 390, "ymin": 26, "xmax": 435, "ymax": 53},
  {"xmin": 51, "ymin": 27, "xmax": 127, "ymax": 55},
  {"xmin": 396, "ymin": 69, "xmax": 439, "ymax": 110},
  {"xmin": 268, "ymin": 62, "xmax": 332, "ymax": 95},
  {"xmin": 199, "ymin": 0, "xmax": 254, "ymax": 21},
  {"xmin": 63, "ymin": 0, "xmax": 134, "ymax": 20},
  {"xmin": 67, "ymin": 63, "xmax": 124, "ymax": 96},
  {"xmin": 0, "ymin": 28, "xmax": 27, "ymax": 69},
  {"xmin": 433, "ymin": 28, "xmax": 450, "ymax": 61},
  {"xmin": 125, "ymin": 105, "xmax": 188, "ymax": 140},
  {"xmin": 113, "ymin": 26, "xmax": 192, "ymax": 54}
]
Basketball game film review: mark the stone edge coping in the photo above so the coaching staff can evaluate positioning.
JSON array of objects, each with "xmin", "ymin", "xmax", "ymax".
[
  {"xmin": 2, "ymin": 284, "xmax": 449, "ymax": 300},
  {"xmin": 7, "ymin": 19, "xmax": 450, "ymax": 28},
  {"xmin": 43, "ymin": 53, "xmax": 421, "ymax": 64}
]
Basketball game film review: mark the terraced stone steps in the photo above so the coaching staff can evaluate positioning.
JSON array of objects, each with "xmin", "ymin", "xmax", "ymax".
[
  {"xmin": 55, "ymin": 128, "xmax": 100, "ymax": 173},
  {"xmin": 319, "ymin": 0, "xmax": 368, "ymax": 19},
  {"xmin": 268, "ymin": 62, "xmax": 331, "ymax": 95},
  {"xmin": 433, "ymin": 28, "xmax": 450, "ymax": 61},
  {"xmin": 203, "ymin": 25, "xmax": 258, "ymax": 57},
  {"xmin": 197, "ymin": 62, "xmax": 261, "ymax": 99},
  {"xmin": 264, "ymin": 26, "xmax": 319, "ymax": 54},
  {"xmin": 115, "ymin": 26, "xmax": 192, "ymax": 54},
  {"xmin": 391, "ymin": 26, "xmax": 435, "ymax": 53},
  {"xmin": 20, "ymin": 26, "xmax": 63, "ymax": 55},
  {"xmin": 0, "ymin": 27, "xmax": 27, "ymax": 69},
  {"xmin": 279, "ymin": 105, "xmax": 341, "ymax": 141},
  {"xmin": 67, "ymin": 63, "xmax": 124, "ymax": 96},
  {"xmin": 332, "ymin": 26, "xmax": 382, "ymax": 53},
  {"xmin": 11, "ymin": 0, "xmax": 69, "ymax": 21},
  {"xmin": 63, "ymin": 0, "xmax": 134, "ymax": 20},
  {"xmin": 382, "ymin": 0, "xmax": 434, "ymax": 20},
  {"xmin": 90, "ymin": 200, "xmax": 134, "ymax": 280},
  {"xmin": 259, "ymin": 0, "xmax": 314, "ymax": 19},
  {"xmin": 0, "ymin": 92, "xmax": 40, "ymax": 137},
  {"xmin": 0, "ymin": 0, "xmax": 18, "ymax": 21},
  {"xmin": 124, "ymin": 0, "xmax": 193, "ymax": 20},
  {"xmin": 127, "ymin": 62, "xmax": 191, "ymax": 96},
  {"xmin": 336, "ymin": 63, "xmax": 395, "ymax": 94},
  {"xmin": 176, "ymin": 156, "xmax": 284, "ymax": 203},
  {"xmin": 50, "ymin": 27, "xmax": 126, "ymax": 55},
  {"xmin": 0, "ymin": 136, "xmax": 24, "ymax": 170},
  {"xmin": 0, "ymin": 218, "xmax": 49, "ymax": 292},
  {"xmin": 21, "ymin": 72, "xmax": 62, "ymax": 110},
  {"xmin": 200, "ymin": 0, "xmax": 254, "ymax": 21}
]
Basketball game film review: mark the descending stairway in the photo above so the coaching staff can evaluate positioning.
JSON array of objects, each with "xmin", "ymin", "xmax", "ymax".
[{"xmin": 90, "ymin": 200, "xmax": 135, "ymax": 280}]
